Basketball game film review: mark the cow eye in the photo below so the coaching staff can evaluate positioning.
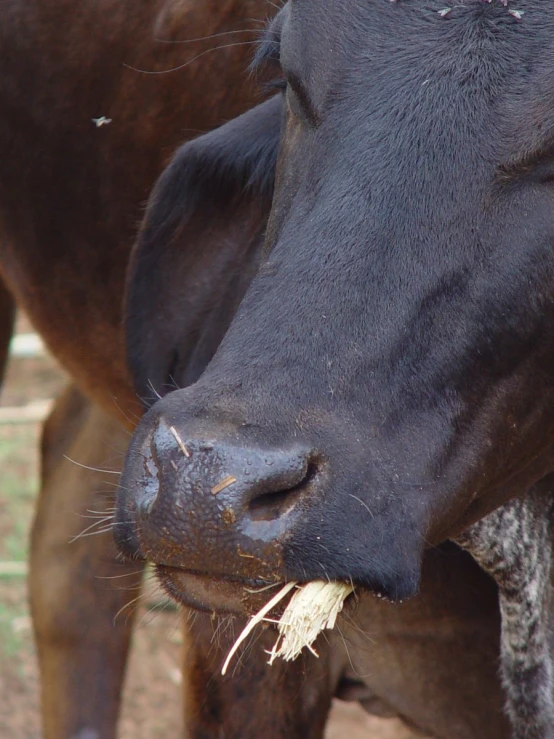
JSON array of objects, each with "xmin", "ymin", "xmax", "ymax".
[
  {"xmin": 498, "ymin": 142, "xmax": 554, "ymax": 185},
  {"xmin": 266, "ymin": 76, "xmax": 287, "ymax": 93},
  {"xmin": 283, "ymin": 72, "xmax": 320, "ymax": 128}
]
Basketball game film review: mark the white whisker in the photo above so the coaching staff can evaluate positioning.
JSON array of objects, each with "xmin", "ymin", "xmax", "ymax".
[
  {"xmin": 124, "ymin": 40, "xmax": 261, "ymax": 76},
  {"xmin": 63, "ymin": 455, "xmax": 121, "ymax": 475}
]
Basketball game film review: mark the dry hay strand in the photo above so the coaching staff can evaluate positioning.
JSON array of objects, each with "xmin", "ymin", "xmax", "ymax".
[
  {"xmin": 211, "ymin": 475, "xmax": 237, "ymax": 495},
  {"xmin": 169, "ymin": 426, "xmax": 190, "ymax": 457},
  {"xmin": 221, "ymin": 580, "xmax": 354, "ymax": 675}
]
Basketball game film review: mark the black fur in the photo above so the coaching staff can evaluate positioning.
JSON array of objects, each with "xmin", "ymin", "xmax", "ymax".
[{"xmin": 121, "ymin": 4, "xmax": 554, "ymax": 735}]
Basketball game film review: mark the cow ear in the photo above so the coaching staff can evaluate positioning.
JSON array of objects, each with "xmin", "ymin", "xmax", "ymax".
[{"xmin": 125, "ymin": 95, "xmax": 282, "ymax": 406}]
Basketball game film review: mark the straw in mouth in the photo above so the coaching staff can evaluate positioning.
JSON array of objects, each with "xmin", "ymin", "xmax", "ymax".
[{"xmin": 221, "ymin": 580, "xmax": 354, "ymax": 675}]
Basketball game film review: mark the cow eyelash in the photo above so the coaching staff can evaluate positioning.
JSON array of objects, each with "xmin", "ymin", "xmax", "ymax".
[
  {"xmin": 251, "ymin": 43, "xmax": 286, "ymax": 94},
  {"xmin": 251, "ymin": 32, "xmax": 281, "ymax": 72},
  {"xmin": 250, "ymin": 15, "xmax": 286, "ymax": 94}
]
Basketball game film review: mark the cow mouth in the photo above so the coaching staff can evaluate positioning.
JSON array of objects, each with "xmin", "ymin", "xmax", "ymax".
[
  {"xmin": 155, "ymin": 564, "xmax": 289, "ymax": 616},
  {"xmin": 156, "ymin": 565, "xmax": 359, "ymax": 619}
]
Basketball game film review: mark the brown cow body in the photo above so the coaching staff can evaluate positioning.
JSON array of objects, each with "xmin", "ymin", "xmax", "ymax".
[
  {"xmin": 0, "ymin": 1, "xmax": 513, "ymax": 737},
  {"xmin": 0, "ymin": 2, "xmax": 275, "ymax": 736},
  {"xmin": 0, "ymin": 0, "xmax": 269, "ymax": 421}
]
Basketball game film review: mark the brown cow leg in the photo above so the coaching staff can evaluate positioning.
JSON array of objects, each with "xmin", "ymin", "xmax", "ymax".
[
  {"xmin": 29, "ymin": 385, "xmax": 143, "ymax": 739},
  {"xmin": 182, "ymin": 612, "xmax": 337, "ymax": 739}
]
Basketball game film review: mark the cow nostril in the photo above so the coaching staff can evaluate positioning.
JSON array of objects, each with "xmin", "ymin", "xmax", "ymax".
[{"xmin": 247, "ymin": 463, "xmax": 318, "ymax": 522}]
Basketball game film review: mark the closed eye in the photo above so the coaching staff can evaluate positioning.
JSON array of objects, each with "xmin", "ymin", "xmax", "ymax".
[
  {"xmin": 250, "ymin": 6, "xmax": 319, "ymax": 127},
  {"xmin": 263, "ymin": 77, "xmax": 287, "ymax": 93},
  {"xmin": 498, "ymin": 141, "xmax": 554, "ymax": 184},
  {"xmin": 284, "ymin": 70, "xmax": 321, "ymax": 128}
]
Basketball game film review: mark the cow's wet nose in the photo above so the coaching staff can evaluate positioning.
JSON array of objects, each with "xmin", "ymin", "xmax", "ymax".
[
  {"xmin": 122, "ymin": 416, "xmax": 317, "ymax": 578},
  {"xmin": 147, "ymin": 417, "xmax": 315, "ymax": 518}
]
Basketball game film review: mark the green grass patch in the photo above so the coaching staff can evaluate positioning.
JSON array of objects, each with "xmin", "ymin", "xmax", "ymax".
[
  {"xmin": 0, "ymin": 425, "xmax": 37, "ymax": 663},
  {"xmin": 0, "ymin": 425, "xmax": 39, "ymax": 563}
]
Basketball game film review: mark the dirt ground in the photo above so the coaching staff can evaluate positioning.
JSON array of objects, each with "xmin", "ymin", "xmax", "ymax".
[{"xmin": 0, "ymin": 318, "xmax": 421, "ymax": 738}]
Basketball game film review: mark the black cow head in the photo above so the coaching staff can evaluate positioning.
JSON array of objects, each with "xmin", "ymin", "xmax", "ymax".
[{"xmin": 117, "ymin": 0, "xmax": 554, "ymax": 608}]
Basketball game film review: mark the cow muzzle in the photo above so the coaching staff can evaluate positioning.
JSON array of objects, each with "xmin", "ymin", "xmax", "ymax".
[
  {"xmin": 115, "ymin": 411, "xmax": 318, "ymax": 610},
  {"xmin": 116, "ymin": 392, "xmax": 429, "ymax": 611}
]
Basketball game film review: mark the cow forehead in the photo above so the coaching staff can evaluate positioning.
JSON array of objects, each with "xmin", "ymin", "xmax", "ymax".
[
  {"xmin": 278, "ymin": 0, "xmax": 554, "ymax": 168},
  {"xmin": 288, "ymin": 0, "xmax": 551, "ymax": 29},
  {"xmin": 282, "ymin": 1, "xmax": 553, "ymax": 91}
]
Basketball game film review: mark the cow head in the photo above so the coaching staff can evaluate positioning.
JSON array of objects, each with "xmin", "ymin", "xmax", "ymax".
[{"xmin": 117, "ymin": 0, "xmax": 554, "ymax": 609}]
